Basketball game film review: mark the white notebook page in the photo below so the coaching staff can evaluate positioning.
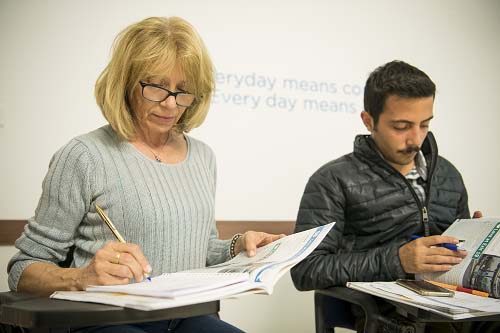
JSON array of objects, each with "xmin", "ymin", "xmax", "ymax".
[{"xmin": 87, "ymin": 272, "xmax": 249, "ymax": 298}]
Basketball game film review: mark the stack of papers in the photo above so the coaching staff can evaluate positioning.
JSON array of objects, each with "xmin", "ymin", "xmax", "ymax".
[
  {"xmin": 88, "ymin": 272, "xmax": 250, "ymax": 298},
  {"xmin": 347, "ymin": 281, "xmax": 500, "ymax": 319}
]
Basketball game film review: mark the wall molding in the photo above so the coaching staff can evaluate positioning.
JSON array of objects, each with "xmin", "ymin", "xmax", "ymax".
[
  {"xmin": 216, "ymin": 221, "xmax": 295, "ymax": 239},
  {"xmin": 0, "ymin": 220, "xmax": 27, "ymax": 245},
  {"xmin": 0, "ymin": 220, "xmax": 295, "ymax": 245}
]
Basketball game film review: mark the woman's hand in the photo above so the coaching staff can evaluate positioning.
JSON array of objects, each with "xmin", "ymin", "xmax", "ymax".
[
  {"xmin": 234, "ymin": 231, "xmax": 286, "ymax": 257},
  {"xmin": 17, "ymin": 241, "xmax": 151, "ymax": 295},
  {"xmin": 77, "ymin": 241, "xmax": 151, "ymax": 289}
]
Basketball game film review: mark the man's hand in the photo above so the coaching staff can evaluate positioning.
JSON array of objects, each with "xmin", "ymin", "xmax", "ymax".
[
  {"xmin": 473, "ymin": 211, "xmax": 483, "ymax": 218},
  {"xmin": 398, "ymin": 235, "xmax": 467, "ymax": 274}
]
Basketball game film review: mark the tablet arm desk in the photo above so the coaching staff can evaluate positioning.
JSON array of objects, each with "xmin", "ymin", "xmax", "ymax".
[{"xmin": 0, "ymin": 291, "xmax": 219, "ymax": 333}]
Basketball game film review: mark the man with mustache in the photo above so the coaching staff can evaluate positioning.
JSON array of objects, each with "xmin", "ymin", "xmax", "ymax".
[{"xmin": 291, "ymin": 61, "xmax": 482, "ymax": 329}]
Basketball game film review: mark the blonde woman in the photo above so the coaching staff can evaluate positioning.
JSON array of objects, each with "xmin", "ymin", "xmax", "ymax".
[{"xmin": 8, "ymin": 17, "xmax": 282, "ymax": 332}]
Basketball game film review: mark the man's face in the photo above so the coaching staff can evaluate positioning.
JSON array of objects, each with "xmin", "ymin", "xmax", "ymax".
[{"xmin": 362, "ymin": 95, "xmax": 434, "ymax": 172}]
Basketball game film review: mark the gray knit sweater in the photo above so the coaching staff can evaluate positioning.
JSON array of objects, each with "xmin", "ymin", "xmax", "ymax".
[{"xmin": 8, "ymin": 125, "xmax": 231, "ymax": 291}]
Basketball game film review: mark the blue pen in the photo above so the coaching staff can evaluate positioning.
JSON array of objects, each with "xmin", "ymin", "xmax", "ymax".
[{"xmin": 409, "ymin": 234, "xmax": 464, "ymax": 251}]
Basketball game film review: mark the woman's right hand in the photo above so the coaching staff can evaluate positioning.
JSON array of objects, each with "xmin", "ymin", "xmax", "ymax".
[{"xmin": 77, "ymin": 241, "xmax": 152, "ymax": 289}]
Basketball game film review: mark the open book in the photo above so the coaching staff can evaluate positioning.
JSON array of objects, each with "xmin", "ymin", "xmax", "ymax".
[
  {"xmin": 347, "ymin": 218, "xmax": 500, "ymax": 319},
  {"xmin": 417, "ymin": 218, "xmax": 500, "ymax": 298},
  {"xmin": 51, "ymin": 222, "xmax": 334, "ymax": 310}
]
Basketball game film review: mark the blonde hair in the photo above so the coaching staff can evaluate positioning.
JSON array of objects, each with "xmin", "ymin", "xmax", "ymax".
[{"xmin": 95, "ymin": 17, "xmax": 215, "ymax": 140}]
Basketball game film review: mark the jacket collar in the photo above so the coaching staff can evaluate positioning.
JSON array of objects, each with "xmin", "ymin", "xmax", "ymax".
[{"xmin": 353, "ymin": 132, "xmax": 438, "ymax": 170}]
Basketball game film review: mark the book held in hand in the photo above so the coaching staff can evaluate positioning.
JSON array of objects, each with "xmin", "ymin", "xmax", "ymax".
[
  {"xmin": 51, "ymin": 222, "xmax": 334, "ymax": 310},
  {"xmin": 347, "ymin": 218, "xmax": 500, "ymax": 319},
  {"xmin": 417, "ymin": 218, "xmax": 500, "ymax": 298}
]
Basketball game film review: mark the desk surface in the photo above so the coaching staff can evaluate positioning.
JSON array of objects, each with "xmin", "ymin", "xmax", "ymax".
[
  {"xmin": 0, "ymin": 292, "xmax": 219, "ymax": 329},
  {"xmin": 318, "ymin": 287, "xmax": 500, "ymax": 323}
]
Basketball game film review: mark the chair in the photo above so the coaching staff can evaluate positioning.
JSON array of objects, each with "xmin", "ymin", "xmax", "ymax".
[
  {"xmin": 314, "ymin": 290, "xmax": 356, "ymax": 332},
  {"xmin": 314, "ymin": 287, "xmax": 419, "ymax": 333},
  {"xmin": 314, "ymin": 287, "xmax": 401, "ymax": 333}
]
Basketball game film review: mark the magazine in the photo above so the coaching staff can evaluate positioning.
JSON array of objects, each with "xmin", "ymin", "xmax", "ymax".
[
  {"xmin": 51, "ymin": 222, "xmax": 334, "ymax": 310},
  {"xmin": 346, "ymin": 218, "xmax": 500, "ymax": 319},
  {"xmin": 418, "ymin": 218, "xmax": 500, "ymax": 298}
]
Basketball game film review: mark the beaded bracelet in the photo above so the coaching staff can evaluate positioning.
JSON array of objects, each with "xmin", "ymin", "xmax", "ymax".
[{"xmin": 230, "ymin": 233, "xmax": 243, "ymax": 259}]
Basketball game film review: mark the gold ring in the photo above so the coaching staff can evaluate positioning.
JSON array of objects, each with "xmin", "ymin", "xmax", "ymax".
[{"xmin": 115, "ymin": 252, "xmax": 121, "ymax": 265}]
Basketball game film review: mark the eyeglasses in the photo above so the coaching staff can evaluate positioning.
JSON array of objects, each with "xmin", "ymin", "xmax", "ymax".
[{"xmin": 139, "ymin": 81, "xmax": 196, "ymax": 107}]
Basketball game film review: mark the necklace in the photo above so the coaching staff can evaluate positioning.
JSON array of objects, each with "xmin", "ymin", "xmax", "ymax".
[{"xmin": 142, "ymin": 132, "xmax": 171, "ymax": 163}]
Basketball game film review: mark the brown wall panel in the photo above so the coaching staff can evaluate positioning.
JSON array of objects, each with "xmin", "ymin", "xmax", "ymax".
[
  {"xmin": 0, "ymin": 220, "xmax": 27, "ymax": 245},
  {"xmin": 0, "ymin": 220, "xmax": 295, "ymax": 245}
]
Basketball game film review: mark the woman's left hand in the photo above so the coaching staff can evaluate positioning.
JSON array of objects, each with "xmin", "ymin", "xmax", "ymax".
[{"xmin": 234, "ymin": 231, "xmax": 286, "ymax": 257}]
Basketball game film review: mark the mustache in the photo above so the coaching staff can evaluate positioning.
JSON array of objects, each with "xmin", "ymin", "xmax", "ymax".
[{"xmin": 399, "ymin": 146, "xmax": 420, "ymax": 154}]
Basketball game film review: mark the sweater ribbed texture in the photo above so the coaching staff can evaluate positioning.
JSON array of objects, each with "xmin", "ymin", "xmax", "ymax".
[{"xmin": 8, "ymin": 125, "xmax": 230, "ymax": 291}]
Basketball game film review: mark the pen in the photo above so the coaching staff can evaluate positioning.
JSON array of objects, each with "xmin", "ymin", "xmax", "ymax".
[
  {"xmin": 409, "ymin": 234, "xmax": 465, "ymax": 251},
  {"xmin": 95, "ymin": 205, "xmax": 151, "ymax": 282},
  {"xmin": 425, "ymin": 280, "xmax": 489, "ymax": 297}
]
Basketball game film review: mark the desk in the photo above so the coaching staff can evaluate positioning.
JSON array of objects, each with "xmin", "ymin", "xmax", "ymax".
[
  {"xmin": 0, "ymin": 292, "xmax": 219, "ymax": 333},
  {"xmin": 390, "ymin": 298, "xmax": 500, "ymax": 323},
  {"xmin": 316, "ymin": 287, "xmax": 500, "ymax": 333}
]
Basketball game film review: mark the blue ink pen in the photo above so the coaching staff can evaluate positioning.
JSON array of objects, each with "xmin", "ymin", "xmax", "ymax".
[
  {"xmin": 409, "ymin": 234, "xmax": 465, "ymax": 251},
  {"xmin": 96, "ymin": 205, "xmax": 152, "ymax": 281}
]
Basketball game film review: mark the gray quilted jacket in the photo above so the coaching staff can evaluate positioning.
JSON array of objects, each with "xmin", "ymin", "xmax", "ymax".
[{"xmin": 291, "ymin": 132, "xmax": 470, "ymax": 291}]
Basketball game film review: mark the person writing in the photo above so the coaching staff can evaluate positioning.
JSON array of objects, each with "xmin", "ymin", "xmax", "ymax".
[
  {"xmin": 291, "ymin": 60, "xmax": 488, "ymax": 331},
  {"xmin": 8, "ymin": 16, "xmax": 282, "ymax": 332},
  {"xmin": 291, "ymin": 60, "xmax": 480, "ymax": 289}
]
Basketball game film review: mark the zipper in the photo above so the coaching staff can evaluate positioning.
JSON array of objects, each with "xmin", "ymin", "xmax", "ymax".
[
  {"xmin": 422, "ymin": 206, "xmax": 430, "ymax": 235},
  {"xmin": 362, "ymin": 133, "xmax": 438, "ymax": 237},
  {"xmin": 422, "ymin": 133, "xmax": 438, "ymax": 236},
  {"xmin": 396, "ymin": 170, "xmax": 431, "ymax": 236},
  {"xmin": 398, "ymin": 174, "xmax": 430, "ymax": 236}
]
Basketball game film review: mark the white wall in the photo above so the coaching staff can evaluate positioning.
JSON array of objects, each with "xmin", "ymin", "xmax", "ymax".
[
  {"xmin": 1, "ymin": 1, "xmax": 499, "ymax": 332},
  {"xmin": 1, "ymin": 0, "xmax": 499, "ymax": 220},
  {"xmin": 0, "ymin": 246, "xmax": 19, "ymax": 292}
]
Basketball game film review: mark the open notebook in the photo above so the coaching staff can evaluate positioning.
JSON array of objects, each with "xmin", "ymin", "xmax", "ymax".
[
  {"xmin": 88, "ymin": 272, "xmax": 250, "ymax": 298},
  {"xmin": 52, "ymin": 222, "xmax": 334, "ymax": 310}
]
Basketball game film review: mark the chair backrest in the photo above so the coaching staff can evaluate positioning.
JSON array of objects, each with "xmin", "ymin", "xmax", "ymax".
[
  {"xmin": 314, "ymin": 291, "xmax": 355, "ymax": 333},
  {"xmin": 59, "ymin": 245, "xmax": 75, "ymax": 268}
]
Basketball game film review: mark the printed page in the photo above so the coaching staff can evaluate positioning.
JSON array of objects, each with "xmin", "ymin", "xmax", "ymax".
[
  {"xmin": 418, "ymin": 218, "xmax": 500, "ymax": 292},
  {"xmin": 466, "ymin": 219, "xmax": 500, "ymax": 297},
  {"xmin": 187, "ymin": 222, "xmax": 335, "ymax": 293}
]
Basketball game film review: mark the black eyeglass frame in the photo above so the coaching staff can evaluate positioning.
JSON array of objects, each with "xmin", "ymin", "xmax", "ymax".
[{"xmin": 139, "ymin": 81, "xmax": 196, "ymax": 107}]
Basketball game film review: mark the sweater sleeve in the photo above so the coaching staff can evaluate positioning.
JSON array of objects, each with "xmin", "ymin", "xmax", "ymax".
[
  {"xmin": 7, "ymin": 139, "xmax": 94, "ymax": 291},
  {"xmin": 207, "ymin": 225, "xmax": 232, "ymax": 266},
  {"xmin": 291, "ymin": 172, "xmax": 408, "ymax": 291}
]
